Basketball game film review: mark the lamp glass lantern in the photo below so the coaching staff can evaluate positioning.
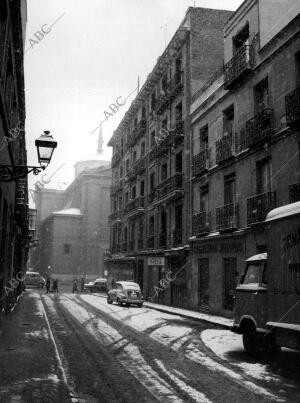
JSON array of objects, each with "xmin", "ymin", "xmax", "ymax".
[{"xmin": 35, "ymin": 131, "xmax": 57, "ymax": 167}]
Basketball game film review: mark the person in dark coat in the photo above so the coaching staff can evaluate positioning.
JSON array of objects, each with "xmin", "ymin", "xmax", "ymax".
[
  {"xmin": 46, "ymin": 278, "xmax": 51, "ymax": 294},
  {"xmin": 72, "ymin": 279, "xmax": 79, "ymax": 294},
  {"xmin": 80, "ymin": 277, "xmax": 85, "ymax": 293},
  {"xmin": 52, "ymin": 278, "xmax": 59, "ymax": 293}
]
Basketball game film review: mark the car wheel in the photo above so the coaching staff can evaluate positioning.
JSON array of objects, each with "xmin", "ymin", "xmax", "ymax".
[
  {"xmin": 138, "ymin": 303, "xmax": 143, "ymax": 307},
  {"xmin": 117, "ymin": 298, "xmax": 122, "ymax": 306},
  {"xmin": 107, "ymin": 296, "xmax": 113, "ymax": 304}
]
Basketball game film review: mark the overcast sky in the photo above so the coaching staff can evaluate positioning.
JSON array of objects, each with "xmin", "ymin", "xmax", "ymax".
[{"xmin": 24, "ymin": 0, "xmax": 243, "ymax": 197}]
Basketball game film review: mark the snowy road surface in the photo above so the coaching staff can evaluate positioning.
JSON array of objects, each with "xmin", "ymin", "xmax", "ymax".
[{"xmin": 40, "ymin": 292, "xmax": 300, "ymax": 402}]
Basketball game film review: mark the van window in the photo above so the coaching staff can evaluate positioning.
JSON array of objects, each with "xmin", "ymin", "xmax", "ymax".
[{"xmin": 242, "ymin": 263, "xmax": 266, "ymax": 285}]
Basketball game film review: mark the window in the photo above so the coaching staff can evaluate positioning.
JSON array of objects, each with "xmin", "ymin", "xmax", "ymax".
[
  {"xmin": 150, "ymin": 131, "xmax": 156, "ymax": 148},
  {"xmin": 161, "ymin": 74, "xmax": 168, "ymax": 93},
  {"xmin": 149, "ymin": 216, "xmax": 154, "ymax": 235},
  {"xmin": 200, "ymin": 125, "xmax": 208, "ymax": 150},
  {"xmin": 151, "ymin": 91, "xmax": 156, "ymax": 111},
  {"xmin": 223, "ymin": 105, "xmax": 234, "ymax": 136},
  {"xmin": 175, "ymin": 204, "xmax": 182, "ymax": 230},
  {"xmin": 141, "ymin": 141, "xmax": 145, "ymax": 156},
  {"xmin": 138, "ymin": 219, "xmax": 144, "ymax": 239},
  {"xmin": 131, "ymin": 186, "xmax": 136, "ymax": 200},
  {"xmin": 132, "ymin": 150, "xmax": 137, "ymax": 163},
  {"xmin": 126, "ymin": 159, "xmax": 129, "ymax": 173},
  {"xmin": 175, "ymin": 56, "xmax": 182, "ymax": 83},
  {"xmin": 113, "ymin": 199, "xmax": 117, "ymax": 211},
  {"xmin": 140, "ymin": 180, "xmax": 145, "ymax": 196},
  {"xmin": 256, "ymin": 158, "xmax": 271, "ymax": 194},
  {"xmin": 150, "ymin": 172, "xmax": 155, "ymax": 193},
  {"xmin": 142, "ymin": 106, "xmax": 146, "ymax": 119},
  {"xmin": 125, "ymin": 192, "xmax": 129, "ymax": 204},
  {"xmin": 232, "ymin": 22, "xmax": 249, "ymax": 53},
  {"xmin": 175, "ymin": 151, "xmax": 183, "ymax": 173},
  {"xmin": 120, "ymin": 165, "xmax": 123, "ymax": 178},
  {"xmin": 224, "ymin": 174, "xmax": 236, "ymax": 205},
  {"xmin": 242, "ymin": 262, "xmax": 267, "ymax": 286},
  {"xmin": 134, "ymin": 117, "xmax": 137, "ymax": 128},
  {"xmin": 200, "ymin": 186, "xmax": 209, "ymax": 212},
  {"xmin": 161, "ymin": 163, "xmax": 167, "ymax": 181},
  {"xmin": 118, "ymin": 196, "xmax": 122, "ymax": 210},
  {"xmin": 254, "ymin": 77, "xmax": 269, "ymax": 114},
  {"xmin": 175, "ymin": 102, "xmax": 182, "ymax": 122},
  {"xmin": 63, "ymin": 244, "xmax": 71, "ymax": 255}
]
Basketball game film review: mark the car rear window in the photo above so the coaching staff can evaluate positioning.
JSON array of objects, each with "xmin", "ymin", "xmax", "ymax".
[{"xmin": 123, "ymin": 284, "xmax": 140, "ymax": 291}]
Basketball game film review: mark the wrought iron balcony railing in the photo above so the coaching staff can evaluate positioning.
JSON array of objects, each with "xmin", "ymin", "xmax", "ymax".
[
  {"xmin": 172, "ymin": 229, "xmax": 182, "ymax": 247},
  {"xmin": 216, "ymin": 203, "xmax": 238, "ymax": 231},
  {"xmin": 125, "ymin": 196, "xmax": 145, "ymax": 215},
  {"xmin": 247, "ymin": 191, "xmax": 276, "ymax": 225},
  {"xmin": 156, "ymin": 74, "xmax": 183, "ymax": 114},
  {"xmin": 289, "ymin": 183, "xmax": 300, "ymax": 203},
  {"xmin": 111, "ymin": 151, "xmax": 121, "ymax": 167},
  {"xmin": 245, "ymin": 108, "xmax": 274, "ymax": 148},
  {"xmin": 285, "ymin": 86, "xmax": 300, "ymax": 127},
  {"xmin": 216, "ymin": 133, "xmax": 234, "ymax": 164},
  {"xmin": 109, "ymin": 210, "xmax": 122, "ymax": 222},
  {"xmin": 192, "ymin": 211, "xmax": 211, "ymax": 235},
  {"xmin": 127, "ymin": 119, "xmax": 147, "ymax": 147},
  {"xmin": 192, "ymin": 149, "xmax": 209, "ymax": 176},
  {"xmin": 155, "ymin": 173, "xmax": 183, "ymax": 200},
  {"xmin": 224, "ymin": 44, "xmax": 253, "ymax": 90}
]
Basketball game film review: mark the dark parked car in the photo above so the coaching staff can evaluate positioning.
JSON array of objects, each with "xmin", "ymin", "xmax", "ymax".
[
  {"xmin": 84, "ymin": 278, "xmax": 107, "ymax": 293},
  {"xmin": 107, "ymin": 281, "xmax": 143, "ymax": 307}
]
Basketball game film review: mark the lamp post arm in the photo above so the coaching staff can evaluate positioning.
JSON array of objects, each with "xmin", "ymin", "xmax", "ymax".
[{"xmin": 0, "ymin": 165, "xmax": 46, "ymax": 182}]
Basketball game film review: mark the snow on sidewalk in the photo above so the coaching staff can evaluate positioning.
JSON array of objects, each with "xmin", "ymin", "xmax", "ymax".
[{"xmin": 144, "ymin": 301, "xmax": 232, "ymax": 329}]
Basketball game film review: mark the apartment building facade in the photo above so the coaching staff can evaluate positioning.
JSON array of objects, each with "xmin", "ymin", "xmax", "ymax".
[
  {"xmin": 105, "ymin": 7, "xmax": 232, "ymax": 307},
  {"xmin": 0, "ymin": 0, "xmax": 28, "ymax": 315},
  {"xmin": 190, "ymin": 0, "xmax": 300, "ymax": 316}
]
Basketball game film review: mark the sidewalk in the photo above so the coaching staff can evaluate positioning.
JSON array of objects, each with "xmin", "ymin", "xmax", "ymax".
[
  {"xmin": 144, "ymin": 301, "xmax": 233, "ymax": 329},
  {"xmin": 0, "ymin": 290, "xmax": 71, "ymax": 403}
]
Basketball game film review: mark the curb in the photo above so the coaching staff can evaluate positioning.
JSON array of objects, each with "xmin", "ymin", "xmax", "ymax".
[{"xmin": 143, "ymin": 303, "xmax": 232, "ymax": 330}]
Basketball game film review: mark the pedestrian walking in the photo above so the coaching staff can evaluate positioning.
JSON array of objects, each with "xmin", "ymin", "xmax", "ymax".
[
  {"xmin": 80, "ymin": 277, "xmax": 85, "ymax": 293},
  {"xmin": 46, "ymin": 278, "xmax": 51, "ymax": 294},
  {"xmin": 52, "ymin": 278, "xmax": 59, "ymax": 293},
  {"xmin": 72, "ymin": 279, "xmax": 79, "ymax": 294}
]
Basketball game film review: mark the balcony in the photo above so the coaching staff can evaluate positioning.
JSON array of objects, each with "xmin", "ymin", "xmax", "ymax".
[
  {"xmin": 125, "ymin": 196, "xmax": 145, "ymax": 217},
  {"xmin": 111, "ymin": 151, "xmax": 121, "ymax": 167},
  {"xmin": 156, "ymin": 74, "xmax": 183, "ymax": 114},
  {"xmin": 172, "ymin": 229, "xmax": 182, "ymax": 247},
  {"xmin": 224, "ymin": 44, "xmax": 253, "ymax": 90},
  {"xmin": 192, "ymin": 149, "xmax": 209, "ymax": 177},
  {"xmin": 247, "ymin": 191, "xmax": 276, "ymax": 225},
  {"xmin": 155, "ymin": 173, "xmax": 184, "ymax": 203},
  {"xmin": 286, "ymin": 87, "xmax": 300, "ymax": 128},
  {"xmin": 216, "ymin": 203, "xmax": 238, "ymax": 232},
  {"xmin": 216, "ymin": 133, "xmax": 234, "ymax": 164},
  {"xmin": 192, "ymin": 211, "xmax": 210, "ymax": 235},
  {"xmin": 147, "ymin": 235, "xmax": 155, "ymax": 249},
  {"xmin": 245, "ymin": 108, "xmax": 274, "ymax": 148},
  {"xmin": 108, "ymin": 210, "xmax": 122, "ymax": 222},
  {"xmin": 127, "ymin": 119, "xmax": 147, "ymax": 147},
  {"xmin": 128, "ymin": 156, "xmax": 146, "ymax": 178},
  {"xmin": 290, "ymin": 183, "xmax": 300, "ymax": 203}
]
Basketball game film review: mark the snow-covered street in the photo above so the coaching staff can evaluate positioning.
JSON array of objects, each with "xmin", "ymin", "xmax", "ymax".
[{"xmin": 39, "ymin": 291, "xmax": 300, "ymax": 402}]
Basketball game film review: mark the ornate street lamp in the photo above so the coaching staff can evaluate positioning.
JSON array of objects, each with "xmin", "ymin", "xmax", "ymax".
[{"xmin": 0, "ymin": 130, "xmax": 57, "ymax": 181}]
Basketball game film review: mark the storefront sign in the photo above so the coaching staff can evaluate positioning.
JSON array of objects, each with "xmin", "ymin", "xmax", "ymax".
[
  {"xmin": 193, "ymin": 241, "xmax": 243, "ymax": 254},
  {"xmin": 148, "ymin": 256, "xmax": 165, "ymax": 266}
]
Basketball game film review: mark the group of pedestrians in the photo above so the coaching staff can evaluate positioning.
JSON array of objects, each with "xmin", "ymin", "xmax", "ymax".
[
  {"xmin": 72, "ymin": 277, "xmax": 85, "ymax": 294},
  {"xmin": 45, "ymin": 278, "xmax": 59, "ymax": 294}
]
